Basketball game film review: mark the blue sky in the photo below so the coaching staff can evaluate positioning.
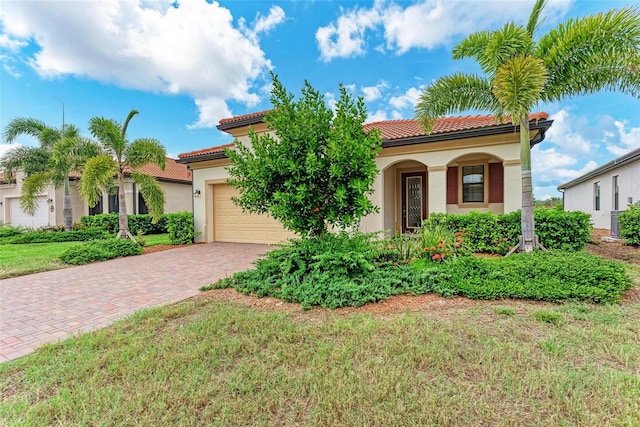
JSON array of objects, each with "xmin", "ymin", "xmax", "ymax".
[{"xmin": 1, "ymin": 0, "xmax": 639, "ymax": 199}]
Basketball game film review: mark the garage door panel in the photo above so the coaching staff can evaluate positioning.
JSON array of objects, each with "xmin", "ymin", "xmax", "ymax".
[
  {"xmin": 213, "ymin": 184, "xmax": 295, "ymax": 244},
  {"xmin": 8, "ymin": 196, "xmax": 49, "ymax": 228}
]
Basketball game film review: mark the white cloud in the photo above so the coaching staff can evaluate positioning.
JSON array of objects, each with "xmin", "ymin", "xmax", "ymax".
[
  {"xmin": 316, "ymin": 0, "xmax": 573, "ymax": 60},
  {"xmin": 0, "ymin": 34, "xmax": 26, "ymax": 51},
  {"xmin": 325, "ymin": 91, "xmax": 337, "ymax": 111},
  {"xmin": 389, "ymin": 86, "xmax": 422, "ymax": 110},
  {"xmin": 606, "ymin": 120, "xmax": 640, "ymax": 156},
  {"xmin": 0, "ymin": 0, "xmax": 285, "ymax": 128},
  {"xmin": 0, "ymin": 144, "xmax": 22, "ymax": 162},
  {"xmin": 361, "ymin": 80, "xmax": 388, "ymax": 102},
  {"xmin": 2, "ymin": 63, "xmax": 21, "ymax": 78},
  {"xmin": 367, "ymin": 109, "xmax": 388, "ymax": 122},
  {"xmin": 545, "ymin": 108, "xmax": 595, "ymax": 156}
]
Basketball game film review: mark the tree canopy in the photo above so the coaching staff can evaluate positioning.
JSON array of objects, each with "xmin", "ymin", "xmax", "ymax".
[{"xmin": 226, "ymin": 73, "xmax": 382, "ymax": 237}]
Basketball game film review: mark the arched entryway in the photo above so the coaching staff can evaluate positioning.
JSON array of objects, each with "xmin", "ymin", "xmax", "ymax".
[{"xmin": 381, "ymin": 160, "xmax": 429, "ymax": 236}]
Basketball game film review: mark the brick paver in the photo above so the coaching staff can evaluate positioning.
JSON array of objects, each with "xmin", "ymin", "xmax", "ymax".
[{"xmin": 0, "ymin": 243, "xmax": 267, "ymax": 363}]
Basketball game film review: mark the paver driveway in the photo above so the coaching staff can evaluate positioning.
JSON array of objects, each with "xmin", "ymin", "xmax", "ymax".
[{"xmin": 0, "ymin": 243, "xmax": 268, "ymax": 363}]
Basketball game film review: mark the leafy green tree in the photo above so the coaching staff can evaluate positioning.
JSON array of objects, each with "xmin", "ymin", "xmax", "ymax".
[
  {"xmin": 415, "ymin": 0, "xmax": 640, "ymax": 252},
  {"xmin": 79, "ymin": 109, "xmax": 166, "ymax": 239},
  {"xmin": 226, "ymin": 73, "xmax": 382, "ymax": 237},
  {"xmin": 1, "ymin": 118, "xmax": 101, "ymax": 230}
]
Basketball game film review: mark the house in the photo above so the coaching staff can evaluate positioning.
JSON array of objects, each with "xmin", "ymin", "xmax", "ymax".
[
  {"xmin": 176, "ymin": 111, "xmax": 553, "ymax": 244},
  {"xmin": 0, "ymin": 158, "xmax": 192, "ymax": 228},
  {"xmin": 558, "ymin": 147, "xmax": 640, "ymax": 233}
]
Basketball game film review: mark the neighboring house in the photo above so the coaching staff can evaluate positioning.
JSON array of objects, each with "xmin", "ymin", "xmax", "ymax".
[
  {"xmin": 177, "ymin": 111, "xmax": 553, "ymax": 244},
  {"xmin": 0, "ymin": 158, "xmax": 192, "ymax": 228},
  {"xmin": 558, "ymin": 147, "xmax": 640, "ymax": 233}
]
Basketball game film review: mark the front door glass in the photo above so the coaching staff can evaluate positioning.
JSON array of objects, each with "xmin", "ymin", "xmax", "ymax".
[{"xmin": 405, "ymin": 176, "xmax": 423, "ymax": 230}]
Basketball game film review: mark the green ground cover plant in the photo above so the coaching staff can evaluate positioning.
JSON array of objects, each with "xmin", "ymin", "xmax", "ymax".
[
  {"xmin": 59, "ymin": 239, "xmax": 142, "ymax": 265},
  {"xmin": 0, "ymin": 227, "xmax": 110, "ymax": 244},
  {"xmin": 204, "ymin": 233, "xmax": 630, "ymax": 308},
  {"xmin": 1, "ymin": 297, "xmax": 638, "ymax": 426}
]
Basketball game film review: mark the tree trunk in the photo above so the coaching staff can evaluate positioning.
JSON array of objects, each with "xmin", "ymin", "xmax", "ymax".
[
  {"xmin": 63, "ymin": 176, "xmax": 73, "ymax": 231},
  {"xmin": 520, "ymin": 114, "xmax": 536, "ymax": 253},
  {"xmin": 116, "ymin": 171, "xmax": 133, "ymax": 240}
]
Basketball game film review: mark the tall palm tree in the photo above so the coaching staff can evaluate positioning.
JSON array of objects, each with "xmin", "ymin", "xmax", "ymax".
[
  {"xmin": 1, "ymin": 118, "xmax": 101, "ymax": 231},
  {"xmin": 415, "ymin": 0, "xmax": 640, "ymax": 252},
  {"xmin": 79, "ymin": 109, "xmax": 166, "ymax": 239}
]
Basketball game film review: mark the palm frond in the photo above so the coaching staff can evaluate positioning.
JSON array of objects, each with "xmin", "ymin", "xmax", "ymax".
[
  {"xmin": 131, "ymin": 171, "xmax": 165, "ymax": 223},
  {"xmin": 526, "ymin": 0, "xmax": 547, "ymax": 36},
  {"xmin": 2, "ymin": 117, "xmax": 51, "ymax": 144},
  {"xmin": 415, "ymin": 73, "xmax": 501, "ymax": 133},
  {"xmin": 126, "ymin": 138, "xmax": 166, "ymax": 169},
  {"xmin": 0, "ymin": 146, "xmax": 50, "ymax": 179},
  {"xmin": 78, "ymin": 155, "xmax": 118, "ymax": 207},
  {"xmin": 89, "ymin": 117, "xmax": 126, "ymax": 158},
  {"xmin": 492, "ymin": 55, "xmax": 548, "ymax": 123},
  {"xmin": 537, "ymin": 7, "xmax": 640, "ymax": 102},
  {"xmin": 121, "ymin": 109, "xmax": 140, "ymax": 140},
  {"xmin": 20, "ymin": 172, "xmax": 53, "ymax": 215},
  {"xmin": 452, "ymin": 31, "xmax": 493, "ymax": 62}
]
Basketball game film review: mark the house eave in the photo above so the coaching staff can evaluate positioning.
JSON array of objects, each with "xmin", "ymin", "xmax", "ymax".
[
  {"xmin": 216, "ymin": 113, "xmax": 267, "ymax": 132},
  {"xmin": 557, "ymin": 147, "xmax": 640, "ymax": 190}
]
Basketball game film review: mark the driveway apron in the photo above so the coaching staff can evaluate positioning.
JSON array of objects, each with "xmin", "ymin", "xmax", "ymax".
[{"xmin": 0, "ymin": 243, "xmax": 267, "ymax": 363}]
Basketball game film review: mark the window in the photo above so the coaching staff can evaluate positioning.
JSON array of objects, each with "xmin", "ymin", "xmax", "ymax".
[
  {"xmin": 138, "ymin": 192, "xmax": 149, "ymax": 214},
  {"xmin": 462, "ymin": 165, "xmax": 484, "ymax": 203},
  {"xmin": 594, "ymin": 182, "xmax": 600, "ymax": 211},
  {"xmin": 89, "ymin": 197, "xmax": 103, "ymax": 215},
  {"xmin": 109, "ymin": 190, "xmax": 119, "ymax": 213},
  {"xmin": 613, "ymin": 175, "xmax": 619, "ymax": 210}
]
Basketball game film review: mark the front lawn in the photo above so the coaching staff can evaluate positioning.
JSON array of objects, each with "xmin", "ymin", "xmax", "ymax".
[
  {"xmin": 1, "ymin": 294, "xmax": 639, "ymax": 425},
  {"xmin": 0, "ymin": 242, "xmax": 77, "ymax": 279}
]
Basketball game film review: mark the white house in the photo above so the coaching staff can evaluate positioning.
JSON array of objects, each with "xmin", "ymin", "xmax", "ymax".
[
  {"xmin": 558, "ymin": 147, "xmax": 640, "ymax": 234},
  {"xmin": 176, "ymin": 111, "xmax": 553, "ymax": 244}
]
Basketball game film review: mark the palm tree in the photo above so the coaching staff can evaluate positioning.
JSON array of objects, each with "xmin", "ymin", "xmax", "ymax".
[
  {"xmin": 1, "ymin": 118, "xmax": 101, "ymax": 231},
  {"xmin": 79, "ymin": 109, "xmax": 166, "ymax": 239},
  {"xmin": 415, "ymin": 0, "xmax": 640, "ymax": 252}
]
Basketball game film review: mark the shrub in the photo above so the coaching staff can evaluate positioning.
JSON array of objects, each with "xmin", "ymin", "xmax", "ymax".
[
  {"xmin": 618, "ymin": 204, "xmax": 640, "ymax": 246},
  {"xmin": 79, "ymin": 213, "xmax": 167, "ymax": 234},
  {"xmin": 166, "ymin": 212, "xmax": 195, "ymax": 245},
  {"xmin": 60, "ymin": 239, "xmax": 142, "ymax": 265},
  {"xmin": 424, "ymin": 209, "xmax": 591, "ymax": 253},
  {"xmin": 0, "ymin": 225, "xmax": 23, "ymax": 238},
  {"xmin": 0, "ymin": 228, "xmax": 110, "ymax": 244},
  {"xmin": 417, "ymin": 224, "xmax": 470, "ymax": 261}
]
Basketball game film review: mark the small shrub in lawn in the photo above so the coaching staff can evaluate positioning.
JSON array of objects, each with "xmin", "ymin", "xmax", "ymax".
[
  {"xmin": 167, "ymin": 212, "xmax": 196, "ymax": 245},
  {"xmin": 134, "ymin": 230, "xmax": 147, "ymax": 247},
  {"xmin": 60, "ymin": 239, "xmax": 142, "ymax": 265},
  {"xmin": 532, "ymin": 310, "xmax": 563, "ymax": 325},
  {"xmin": 417, "ymin": 224, "xmax": 470, "ymax": 262},
  {"xmin": 618, "ymin": 204, "xmax": 640, "ymax": 246},
  {"xmin": 493, "ymin": 307, "xmax": 516, "ymax": 316},
  {"xmin": 0, "ymin": 227, "xmax": 110, "ymax": 244}
]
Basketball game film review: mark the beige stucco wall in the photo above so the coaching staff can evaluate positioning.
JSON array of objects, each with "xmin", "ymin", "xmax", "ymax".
[
  {"xmin": 0, "ymin": 170, "xmax": 190, "ymax": 227},
  {"xmin": 190, "ymin": 159, "xmax": 233, "ymax": 242},
  {"xmin": 563, "ymin": 160, "xmax": 640, "ymax": 230}
]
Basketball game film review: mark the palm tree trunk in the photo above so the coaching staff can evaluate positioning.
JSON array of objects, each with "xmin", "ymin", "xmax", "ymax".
[
  {"xmin": 63, "ymin": 176, "xmax": 73, "ymax": 231},
  {"xmin": 520, "ymin": 114, "xmax": 536, "ymax": 253},
  {"xmin": 116, "ymin": 171, "xmax": 133, "ymax": 240}
]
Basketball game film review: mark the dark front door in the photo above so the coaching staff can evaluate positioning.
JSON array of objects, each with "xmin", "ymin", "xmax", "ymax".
[{"xmin": 401, "ymin": 172, "xmax": 426, "ymax": 233}]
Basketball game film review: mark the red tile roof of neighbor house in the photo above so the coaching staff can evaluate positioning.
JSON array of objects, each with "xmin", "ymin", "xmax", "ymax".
[
  {"xmin": 67, "ymin": 157, "xmax": 191, "ymax": 182},
  {"xmin": 177, "ymin": 112, "xmax": 550, "ymax": 159}
]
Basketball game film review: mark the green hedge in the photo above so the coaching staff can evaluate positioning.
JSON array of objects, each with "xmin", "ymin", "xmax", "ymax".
[
  {"xmin": 167, "ymin": 212, "xmax": 196, "ymax": 245},
  {"xmin": 425, "ymin": 209, "xmax": 591, "ymax": 253},
  {"xmin": 60, "ymin": 239, "xmax": 143, "ymax": 265},
  {"xmin": 618, "ymin": 204, "xmax": 640, "ymax": 246},
  {"xmin": 78, "ymin": 213, "xmax": 169, "ymax": 235},
  {"xmin": 0, "ymin": 228, "xmax": 111, "ymax": 244}
]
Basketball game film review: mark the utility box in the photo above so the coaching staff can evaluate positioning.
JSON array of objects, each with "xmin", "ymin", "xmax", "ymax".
[{"xmin": 611, "ymin": 210, "xmax": 622, "ymax": 238}]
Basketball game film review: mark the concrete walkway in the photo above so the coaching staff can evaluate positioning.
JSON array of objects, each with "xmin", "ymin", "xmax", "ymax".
[{"xmin": 0, "ymin": 243, "xmax": 268, "ymax": 363}]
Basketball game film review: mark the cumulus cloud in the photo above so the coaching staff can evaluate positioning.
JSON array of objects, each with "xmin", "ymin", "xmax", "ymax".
[
  {"xmin": 367, "ymin": 109, "xmax": 388, "ymax": 122},
  {"xmin": 605, "ymin": 120, "xmax": 640, "ymax": 156},
  {"xmin": 545, "ymin": 108, "xmax": 596, "ymax": 156},
  {"xmin": 361, "ymin": 80, "xmax": 388, "ymax": 102},
  {"xmin": 316, "ymin": 0, "xmax": 573, "ymax": 60},
  {"xmin": 0, "ymin": 0, "xmax": 285, "ymax": 128},
  {"xmin": 389, "ymin": 86, "xmax": 422, "ymax": 110}
]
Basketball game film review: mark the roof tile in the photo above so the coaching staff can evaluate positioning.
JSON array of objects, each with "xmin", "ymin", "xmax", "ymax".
[{"xmin": 178, "ymin": 142, "xmax": 234, "ymax": 159}]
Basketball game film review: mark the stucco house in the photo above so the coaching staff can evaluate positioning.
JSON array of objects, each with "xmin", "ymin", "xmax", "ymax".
[
  {"xmin": 0, "ymin": 158, "xmax": 192, "ymax": 228},
  {"xmin": 176, "ymin": 111, "xmax": 553, "ymax": 244},
  {"xmin": 558, "ymin": 146, "xmax": 640, "ymax": 234}
]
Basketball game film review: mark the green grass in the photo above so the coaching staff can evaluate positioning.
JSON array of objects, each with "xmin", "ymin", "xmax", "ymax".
[
  {"xmin": 0, "ymin": 242, "xmax": 77, "ymax": 279},
  {"xmin": 144, "ymin": 233, "xmax": 170, "ymax": 246},
  {"xmin": 1, "ymin": 295, "xmax": 639, "ymax": 426}
]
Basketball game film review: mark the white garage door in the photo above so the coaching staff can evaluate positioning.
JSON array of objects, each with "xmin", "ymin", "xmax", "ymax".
[
  {"xmin": 213, "ymin": 184, "xmax": 295, "ymax": 244},
  {"xmin": 8, "ymin": 196, "xmax": 49, "ymax": 228}
]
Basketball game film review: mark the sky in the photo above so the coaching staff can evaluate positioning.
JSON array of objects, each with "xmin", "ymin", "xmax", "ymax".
[{"xmin": 1, "ymin": 0, "xmax": 639, "ymax": 200}]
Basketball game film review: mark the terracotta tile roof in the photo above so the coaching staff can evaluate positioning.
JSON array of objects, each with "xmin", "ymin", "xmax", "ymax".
[
  {"xmin": 137, "ymin": 157, "xmax": 191, "ymax": 182},
  {"xmin": 218, "ymin": 110, "xmax": 271, "ymax": 125},
  {"xmin": 177, "ymin": 143, "xmax": 234, "ymax": 159},
  {"xmin": 364, "ymin": 112, "xmax": 549, "ymax": 140},
  {"xmin": 69, "ymin": 157, "xmax": 191, "ymax": 182}
]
